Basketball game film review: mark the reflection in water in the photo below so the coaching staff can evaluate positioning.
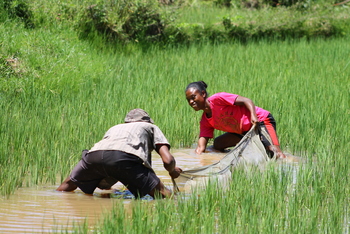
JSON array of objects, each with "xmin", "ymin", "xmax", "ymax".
[
  {"xmin": 0, "ymin": 148, "xmax": 224, "ymax": 233},
  {"xmin": 0, "ymin": 187, "xmax": 119, "ymax": 233},
  {"xmin": 152, "ymin": 148, "xmax": 226, "ymax": 186},
  {"xmin": 0, "ymin": 148, "xmax": 300, "ymax": 233}
]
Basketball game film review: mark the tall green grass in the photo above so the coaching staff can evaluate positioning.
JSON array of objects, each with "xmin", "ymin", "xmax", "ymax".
[
  {"xmin": 1, "ymin": 13, "xmax": 349, "ymax": 233},
  {"xmin": 90, "ymin": 162, "xmax": 348, "ymax": 233}
]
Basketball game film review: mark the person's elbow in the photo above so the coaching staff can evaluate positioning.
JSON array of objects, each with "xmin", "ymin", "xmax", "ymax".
[
  {"xmin": 156, "ymin": 144, "xmax": 176, "ymax": 171},
  {"xmin": 163, "ymin": 157, "xmax": 176, "ymax": 171}
]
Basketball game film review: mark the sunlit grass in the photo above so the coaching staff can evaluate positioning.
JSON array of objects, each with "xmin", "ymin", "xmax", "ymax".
[{"xmin": 0, "ymin": 15, "xmax": 349, "ymax": 233}]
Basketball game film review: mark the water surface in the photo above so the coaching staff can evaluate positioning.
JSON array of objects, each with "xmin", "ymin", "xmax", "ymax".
[
  {"xmin": 0, "ymin": 148, "xmax": 225, "ymax": 233},
  {"xmin": 0, "ymin": 148, "xmax": 300, "ymax": 233}
]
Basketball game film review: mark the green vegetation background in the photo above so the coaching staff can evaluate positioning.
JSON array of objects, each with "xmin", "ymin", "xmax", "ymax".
[{"xmin": 0, "ymin": 0, "xmax": 349, "ymax": 232}]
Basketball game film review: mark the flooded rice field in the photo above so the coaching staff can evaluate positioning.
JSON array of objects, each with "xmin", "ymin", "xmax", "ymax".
[
  {"xmin": 0, "ymin": 149, "xmax": 300, "ymax": 233},
  {"xmin": 0, "ymin": 186, "xmax": 117, "ymax": 233}
]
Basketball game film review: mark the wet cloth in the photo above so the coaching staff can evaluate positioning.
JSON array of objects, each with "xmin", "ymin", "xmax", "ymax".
[
  {"xmin": 89, "ymin": 122, "xmax": 170, "ymax": 169},
  {"xmin": 200, "ymin": 92, "xmax": 270, "ymax": 137},
  {"xmin": 173, "ymin": 125, "xmax": 271, "ymax": 193},
  {"xmin": 227, "ymin": 113, "xmax": 280, "ymax": 149},
  {"xmin": 70, "ymin": 150, "xmax": 160, "ymax": 198}
]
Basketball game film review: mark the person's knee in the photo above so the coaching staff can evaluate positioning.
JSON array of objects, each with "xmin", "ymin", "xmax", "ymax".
[
  {"xmin": 213, "ymin": 134, "xmax": 240, "ymax": 151},
  {"xmin": 213, "ymin": 138, "xmax": 226, "ymax": 151},
  {"xmin": 149, "ymin": 181, "xmax": 172, "ymax": 199}
]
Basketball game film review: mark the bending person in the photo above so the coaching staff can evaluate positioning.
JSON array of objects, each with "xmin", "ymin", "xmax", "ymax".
[
  {"xmin": 57, "ymin": 109, "xmax": 182, "ymax": 199},
  {"xmin": 185, "ymin": 81, "xmax": 286, "ymax": 159}
]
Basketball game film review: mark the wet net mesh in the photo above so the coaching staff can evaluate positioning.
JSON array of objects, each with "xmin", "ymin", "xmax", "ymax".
[{"xmin": 173, "ymin": 126, "xmax": 272, "ymax": 193}]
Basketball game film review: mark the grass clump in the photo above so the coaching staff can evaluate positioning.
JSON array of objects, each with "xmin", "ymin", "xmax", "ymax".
[
  {"xmin": 75, "ymin": 0, "xmax": 169, "ymax": 44},
  {"xmin": 1, "ymin": 0, "xmax": 35, "ymax": 28},
  {"xmin": 0, "ymin": 0, "xmax": 349, "ymax": 232},
  {"xmin": 92, "ymin": 162, "xmax": 348, "ymax": 233},
  {"xmin": 2, "ymin": 0, "xmax": 349, "ymax": 45}
]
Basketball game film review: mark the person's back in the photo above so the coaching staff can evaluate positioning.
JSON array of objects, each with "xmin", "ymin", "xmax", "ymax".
[
  {"xmin": 56, "ymin": 109, "xmax": 182, "ymax": 198},
  {"xmin": 90, "ymin": 122, "xmax": 168, "ymax": 169}
]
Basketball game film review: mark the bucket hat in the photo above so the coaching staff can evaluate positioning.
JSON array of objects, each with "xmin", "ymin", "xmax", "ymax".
[{"xmin": 124, "ymin": 108, "xmax": 154, "ymax": 124}]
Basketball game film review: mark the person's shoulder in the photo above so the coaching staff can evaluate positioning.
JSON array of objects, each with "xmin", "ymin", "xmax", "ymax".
[
  {"xmin": 216, "ymin": 92, "xmax": 236, "ymax": 96},
  {"xmin": 208, "ymin": 92, "xmax": 220, "ymax": 100},
  {"xmin": 109, "ymin": 122, "xmax": 146, "ymax": 130},
  {"xmin": 127, "ymin": 122, "xmax": 159, "ymax": 129},
  {"xmin": 106, "ymin": 123, "xmax": 123, "ymax": 130},
  {"xmin": 210, "ymin": 92, "xmax": 236, "ymax": 100}
]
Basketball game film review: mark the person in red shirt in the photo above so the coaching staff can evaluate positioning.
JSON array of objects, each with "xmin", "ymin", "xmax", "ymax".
[{"xmin": 185, "ymin": 81, "xmax": 286, "ymax": 159}]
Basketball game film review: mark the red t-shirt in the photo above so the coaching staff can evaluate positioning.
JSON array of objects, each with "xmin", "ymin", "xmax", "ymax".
[{"xmin": 199, "ymin": 92, "xmax": 270, "ymax": 138}]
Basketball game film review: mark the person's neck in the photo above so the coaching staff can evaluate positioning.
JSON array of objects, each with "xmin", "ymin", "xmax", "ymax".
[{"xmin": 203, "ymin": 100, "xmax": 212, "ymax": 118}]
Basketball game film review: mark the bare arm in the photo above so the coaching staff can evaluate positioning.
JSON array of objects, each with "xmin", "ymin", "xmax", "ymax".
[
  {"xmin": 235, "ymin": 96, "xmax": 286, "ymax": 159},
  {"xmin": 234, "ymin": 96, "xmax": 259, "ymax": 125},
  {"xmin": 155, "ymin": 144, "xmax": 182, "ymax": 179},
  {"xmin": 196, "ymin": 136, "xmax": 210, "ymax": 154},
  {"xmin": 56, "ymin": 177, "xmax": 78, "ymax": 192}
]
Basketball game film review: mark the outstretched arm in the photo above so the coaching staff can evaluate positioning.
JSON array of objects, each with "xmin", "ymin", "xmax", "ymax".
[
  {"xmin": 149, "ymin": 144, "xmax": 182, "ymax": 199},
  {"xmin": 155, "ymin": 144, "xmax": 182, "ymax": 179},
  {"xmin": 196, "ymin": 136, "xmax": 209, "ymax": 154},
  {"xmin": 235, "ymin": 96, "xmax": 286, "ymax": 159},
  {"xmin": 234, "ymin": 95, "xmax": 259, "ymax": 125}
]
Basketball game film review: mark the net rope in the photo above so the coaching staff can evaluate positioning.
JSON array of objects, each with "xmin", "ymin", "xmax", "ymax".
[{"xmin": 172, "ymin": 125, "xmax": 273, "ymax": 193}]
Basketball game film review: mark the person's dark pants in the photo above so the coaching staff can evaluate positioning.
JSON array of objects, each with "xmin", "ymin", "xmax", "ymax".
[{"xmin": 70, "ymin": 150, "xmax": 160, "ymax": 198}]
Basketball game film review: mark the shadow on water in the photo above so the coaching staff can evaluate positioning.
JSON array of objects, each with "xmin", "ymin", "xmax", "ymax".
[{"xmin": 0, "ymin": 148, "xmax": 302, "ymax": 232}]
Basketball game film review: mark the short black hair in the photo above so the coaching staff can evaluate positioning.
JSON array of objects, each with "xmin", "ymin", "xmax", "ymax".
[{"xmin": 185, "ymin": 81, "xmax": 208, "ymax": 94}]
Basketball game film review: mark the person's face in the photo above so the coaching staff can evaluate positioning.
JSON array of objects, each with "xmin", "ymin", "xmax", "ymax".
[{"xmin": 185, "ymin": 88, "xmax": 206, "ymax": 111}]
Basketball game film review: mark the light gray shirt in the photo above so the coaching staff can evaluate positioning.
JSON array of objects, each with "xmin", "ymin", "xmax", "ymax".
[{"xmin": 89, "ymin": 122, "xmax": 170, "ymax": 168}]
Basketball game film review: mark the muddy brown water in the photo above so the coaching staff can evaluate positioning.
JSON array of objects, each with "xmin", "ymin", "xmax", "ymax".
[{"xmin": 0, "ymin": 149, "xmax": 300, "ymax": 233}]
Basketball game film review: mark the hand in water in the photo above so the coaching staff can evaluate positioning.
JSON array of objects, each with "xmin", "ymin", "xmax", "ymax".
[{"xmin": 268, "ymin": 145, "xmax": 287, "ymax": 160}]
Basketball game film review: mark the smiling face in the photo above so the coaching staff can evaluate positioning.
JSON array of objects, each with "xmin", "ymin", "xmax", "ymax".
[{"xmin": 185, "ymin": 87, "xmax": 206, "ymax": 111}]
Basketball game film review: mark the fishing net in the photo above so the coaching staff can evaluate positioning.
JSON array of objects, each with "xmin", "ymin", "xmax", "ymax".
[{"xmin": 173, "ymin": 126, "xmax": 272, "ymax": 193}]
